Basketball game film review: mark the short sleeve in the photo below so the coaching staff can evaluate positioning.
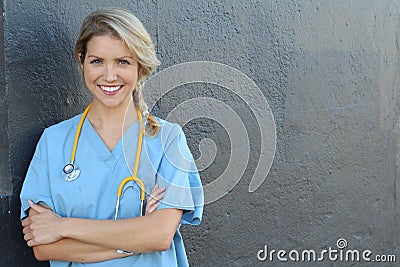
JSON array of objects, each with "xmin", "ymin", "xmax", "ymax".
[
  {"xmin": 20, "ymin": 130, "xmax": 55, "ymax": 220},
  {"xmin": 156, "ymin": 124, "xmax": 204, "ymax": 225}
]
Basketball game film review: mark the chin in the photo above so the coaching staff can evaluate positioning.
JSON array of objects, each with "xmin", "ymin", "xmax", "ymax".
[{"xmin": 103, "ymin": 100, "xmax": 131, "ymax": 109}]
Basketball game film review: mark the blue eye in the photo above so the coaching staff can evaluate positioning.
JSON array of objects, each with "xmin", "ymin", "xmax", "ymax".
[
  {"xmin": 119, "ymin": 60, "xmax": 130, "ymax": 65},
  {"xmin": 90, "ymin": 59, "xmax": 102, "ymax": 64}
]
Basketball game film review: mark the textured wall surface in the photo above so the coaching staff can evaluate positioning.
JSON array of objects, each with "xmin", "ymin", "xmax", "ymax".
[{"xmin": 1, "ymin": 0, "xmax": 400, "ymax": 266}]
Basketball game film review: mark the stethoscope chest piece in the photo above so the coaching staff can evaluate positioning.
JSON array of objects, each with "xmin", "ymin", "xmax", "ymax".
[{"xmin": 63, "ymin": 163, "xmax": 80, "ymax": 181}]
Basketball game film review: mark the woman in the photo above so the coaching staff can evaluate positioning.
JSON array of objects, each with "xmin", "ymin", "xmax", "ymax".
[{"xmin": 20, "ymin": 8, "xmax": 203, "ymax": 266}]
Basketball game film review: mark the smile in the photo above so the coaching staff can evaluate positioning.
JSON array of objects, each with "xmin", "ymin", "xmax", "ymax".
[{"xmin": 99, "ymin": 85, "xmax": 123, "ymax": 93}]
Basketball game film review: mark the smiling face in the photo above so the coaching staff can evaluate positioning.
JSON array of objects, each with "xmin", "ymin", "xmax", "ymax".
[{"xmin": 80, "ymin": 34, "xmax": 140, "ymax": 110}]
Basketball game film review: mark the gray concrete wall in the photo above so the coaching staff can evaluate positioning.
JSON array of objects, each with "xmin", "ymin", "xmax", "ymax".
[{"xmin": 1, "ymin": 0, "xmax": 399, "ymax": 266}]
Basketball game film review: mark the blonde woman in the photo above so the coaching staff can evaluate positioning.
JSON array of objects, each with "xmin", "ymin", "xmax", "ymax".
[{"xmin": 20, "ymin": 8, "xmax": 203, "ymax": 266}]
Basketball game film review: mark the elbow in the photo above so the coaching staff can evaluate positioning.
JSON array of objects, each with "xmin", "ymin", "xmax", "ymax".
[
  {"xmin": 157, "ymin": 231, "xmax": 174, "ymax": 252},
  {"xmin": 158, "ymin": 241, "xmax": 171, "ymax": 252},
  {"xmin": 33, "ymin": 246, "xmax": 50, "ymax": 261},
  {"xmin": 144, "ymin": 229, "xmax": 174, "ymax": 252}
]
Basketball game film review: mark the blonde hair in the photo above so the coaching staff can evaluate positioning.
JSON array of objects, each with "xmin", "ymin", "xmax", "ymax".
[{"xmin": 75, "ymin": 8, "xmax": 161, "ymax": 136}]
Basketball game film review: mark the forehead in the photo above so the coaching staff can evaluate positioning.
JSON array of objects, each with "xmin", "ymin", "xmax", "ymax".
[{"xmin": 86, "ymin": 35, "xmax": 131, "ymax": 57}]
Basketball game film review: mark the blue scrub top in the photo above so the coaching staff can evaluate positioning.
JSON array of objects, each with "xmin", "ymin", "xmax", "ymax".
[{"xmin": 20, "ymin": 113, "xmax": 204, "ymax": 267}]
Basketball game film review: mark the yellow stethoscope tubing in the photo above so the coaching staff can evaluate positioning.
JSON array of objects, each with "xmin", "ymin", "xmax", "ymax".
[
  {"xmin": 117, "ymin": 108, "xmax": 145, "ymax": 201},
  {"xmin": 115, "ymin": 107, "xmax": 145, "ymax": 217},
  {"xmin": 70, "ymin": 103, "xmax": 146, "ymax": 218},
  {"xmin": 70, "ymin": 103, "xmax": 92, "ymax": 164}
]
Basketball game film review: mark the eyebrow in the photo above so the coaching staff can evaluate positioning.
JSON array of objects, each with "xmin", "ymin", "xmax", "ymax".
[{"xmin": 87, "ymin": 55, "xmax": 133, "ymax": 59}]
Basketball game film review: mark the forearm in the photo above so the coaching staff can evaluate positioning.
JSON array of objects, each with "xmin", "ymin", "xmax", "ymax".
[
  {"xmin": 25, "ymin": 205, "xmax": 129, "ymax": 262},
  {"xmin": 33, "ymin": 238, "xmax": 129, "ymax": 262},
  {"xmin": 61, "ymin": 209, "xmax": 182, "ymax": 253}
]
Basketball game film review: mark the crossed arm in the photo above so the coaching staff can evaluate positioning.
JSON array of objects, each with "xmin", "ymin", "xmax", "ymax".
[{"xmin": 22, "ymin": 185, "xmax": 183, "ymax": 263}]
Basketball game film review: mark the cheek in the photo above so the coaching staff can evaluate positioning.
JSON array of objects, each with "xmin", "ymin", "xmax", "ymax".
[
  {"xmin": 83, "ymin": 68, "xmax": 102, "ymax": 84},
  {"xmin": 122, "ymin": 69, "xmax": 139, "ymax": 83}
]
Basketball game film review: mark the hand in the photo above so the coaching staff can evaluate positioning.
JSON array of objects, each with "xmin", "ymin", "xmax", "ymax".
[
  {"xmin": 145, "ymin": 184, "xmax": 166, "ymax": 215},
  {"xmin": 22, "ymin": 200, "xmax": 64, "ymax": 247}
]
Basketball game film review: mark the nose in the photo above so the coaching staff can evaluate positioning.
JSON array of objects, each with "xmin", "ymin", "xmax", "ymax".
[{"xmin": 104, "ymin": 65, "xmax": 117, "ymax": 82}]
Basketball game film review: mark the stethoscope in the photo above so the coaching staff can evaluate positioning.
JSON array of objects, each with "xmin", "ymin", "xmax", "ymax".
[{"xmin": 62, "ymin": 103, "xmax": 146, "ymax": 219}]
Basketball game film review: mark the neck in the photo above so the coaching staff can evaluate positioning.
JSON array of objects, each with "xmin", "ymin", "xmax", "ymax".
[{"xmin": 87, "ymin": 100, "xmax": 138, "ymax": 132}]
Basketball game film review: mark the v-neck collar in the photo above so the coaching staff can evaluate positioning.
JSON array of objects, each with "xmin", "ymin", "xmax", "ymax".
[{"xmin": 82, "ymin": 118, "xmax": 139, "ymax": 172}]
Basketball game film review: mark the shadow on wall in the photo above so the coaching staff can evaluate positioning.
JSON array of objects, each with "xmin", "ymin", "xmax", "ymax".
[{"xmin": 3, "ymin": 4, "xmax": 89, "ymax": 267}]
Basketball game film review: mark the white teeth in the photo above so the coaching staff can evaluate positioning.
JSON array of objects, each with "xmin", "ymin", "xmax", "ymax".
[{"xmin": 100, "ymin": 85, "xmax": 122, "ymax": 92}]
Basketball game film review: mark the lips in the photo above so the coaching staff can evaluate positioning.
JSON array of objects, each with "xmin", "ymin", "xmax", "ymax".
[{"xmin": 99, "ymin": 85, "xmax": 123, "ymax": 95}]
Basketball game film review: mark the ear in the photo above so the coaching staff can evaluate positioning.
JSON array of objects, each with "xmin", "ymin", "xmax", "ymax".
[
  {"xmin": 77, "ymin": 53, "xmax": 84, "ymax": 69},
  {"xmin": 138, "ymin": 65, "xmax": 145, "ymax": 78}
]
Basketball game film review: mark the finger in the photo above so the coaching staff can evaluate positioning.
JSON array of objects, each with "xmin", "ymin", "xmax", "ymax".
[
  {"xmin": 150, "ymin": 184, "xmax": 159, "ymax": 194},
  {"xmin": 28, "ymin": 200, "xmax": 48, "ymax": 213},
  {"xmin": 146, "ymin": 191, "xmax": 165, "ymax": 212},
  {"xmin": 21, "ymin": 217, "xmax": 31, "ymax": 227},
  {"xmin": 146, "ymin": 206, "xmax": 153, "ymax": 214},
  {"xmin": 153, "ymin": 186, "xmax": 166, "ymax": 195},
  {"xmin": 147, "ymin": 185, "xmax": 164, "ymax": 199},
  {"xmin": 146, "ymin": 197, "xmax": 158, "ymax": 207},
  {"xmin": 148, "ymin": 201, "xmax": 161, "ymax": 214},
  {"xmin": 145, "ymin": 204, "xmax": 151, "ymax": 215},
  {"xmin": 27, "ymin": 239, "xmax": 36, "ymax": 247},
  {"xmin": 152, "ymin": 192, "xmax": 165, "ymax": 201},
  {"xmin": 146, "ymin": 197, "xmax": 163, "ymax": 210},
  {"xmin": 149, "ymin": 192, "xmax": 165, "ymax": 203},
  {"xmin": 154, "ymin": 185, "xmax": 165, "ymax": 192},
  {"xmin": 146, "ymin": 195, "xmax": 164, "ymax": 213},
  {"xmin": 23, "ymin": 226, "xmax": 31, "ymax": 235},
  {"xmin": 148, "ymin": 192, "xmax": 165, "ymax": 202},
  {"xmin": 24, "ymin": 232, "xmax": 32, "ymax": 242},
  {"xmin": 150, "ymin": 184, "xmax": 158, "ymax": 194}
]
